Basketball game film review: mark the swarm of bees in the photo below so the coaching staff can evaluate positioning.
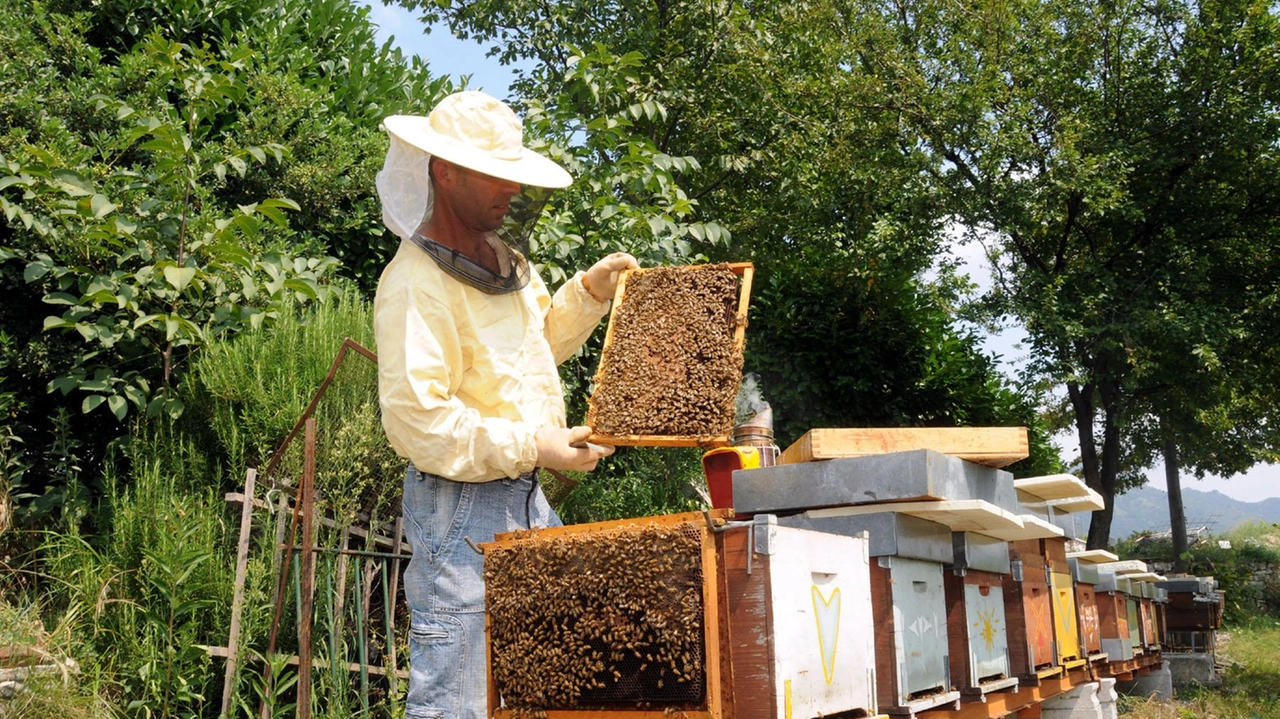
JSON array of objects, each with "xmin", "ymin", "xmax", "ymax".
[
  {"xmin": 485, "ymin": 522, "xmax": 708, "ymax": 711},
  {"xmin": 589, "ymin": 265, "xmax": 743, "ymax": 438}
]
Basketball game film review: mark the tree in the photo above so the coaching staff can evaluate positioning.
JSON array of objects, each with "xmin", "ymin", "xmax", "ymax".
[
  {"xmin": 0, "ymin": 0, "xmax": 454, "ymax": 523},
  {"xmin": 855, "ymin": 0, "xmax": 1280, "ymax": 546},
  {"xmin": 402, "ymin": 0, "xmax": 1062, "ymax": 477}
]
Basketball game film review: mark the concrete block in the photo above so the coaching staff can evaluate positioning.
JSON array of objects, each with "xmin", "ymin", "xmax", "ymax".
[
  {"xmin": 776, "ymin": 509, "xmax": 953, "ymax": 562},
  {"xmin": 731, "ymin": 449, "xmax": 1018, "ymax": 514},
  {"xmin": 1096, "ymin": 678, "xmax": 1118, "ymax": 719},
  {"xmin": 1042, "ymin": 681, "xmax": 1102, "ymax": 719},
  {"xmin": 1116, "ymin": 660, "xmax": 1173, "ymax": 701},
  {"xmin": 1165, "ymin": 652, "xmax": 1221, "ymax": 688}
]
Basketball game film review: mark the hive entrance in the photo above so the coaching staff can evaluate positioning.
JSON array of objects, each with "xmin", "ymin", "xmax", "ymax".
[
  {"xmin": 485, "ymin": 521, "xmax": 707, "ymax": 711},
  {"xmin": 587, "ymin": 263, "xmax": 752, "ymax": 446}
]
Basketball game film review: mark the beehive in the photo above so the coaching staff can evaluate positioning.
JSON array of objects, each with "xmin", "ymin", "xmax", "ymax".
[
  {"xmin": 1138, "ymin": 584, "xmax": 1159, "ymax": 652},
  {"xmin": 1003, "ymin": 539, "xmax": 1057, "ymax": 679},
  {"xmin": 1067, "ymin": 557, "xmax": 1107, "ymax": 661},
  {"xmin": 1095, "ymin": 569, "xmax": 1134, "ymax": 662},
  {"xmin": 482, "ymin": 511, "xmax": 880, "ymax": 719},
  {"xmin": 483, "ymin": 512, "xmax": 727, "ymax": 717},
  {"xmin": 586, "ymin": 263, "xmax": 753, "ymax": 447},
  {"xmin": 1127, "ymin": 592, "xmax": 1144, "ymax": 657},
  {"xmin": 945, "ymin": 532, "xmax": 1017, "ymax": 698},
  {"xmin": 722, "ymin": 516, "xmax": 878, "ymax": 719},
  {"xmin": 870, "ymin": 556, "xmax": 960, "ymax": 714},
  {"xmin": 1044, "ymin": 539, "xmax": 1085, "ymax": 669}
]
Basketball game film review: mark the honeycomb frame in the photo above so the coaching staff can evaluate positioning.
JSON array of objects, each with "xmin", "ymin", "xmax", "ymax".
[
  {"xmin": 483, "ymin": 510, "xmax": 735, "ymax": 719},
  {"xmin": 585, "ymin": 262, "xmax": 754, "ymax": 448}
]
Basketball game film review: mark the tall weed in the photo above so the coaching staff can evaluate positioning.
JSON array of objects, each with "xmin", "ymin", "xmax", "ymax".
[
  {"xmin": 39, "ymin": 441, "xmax": 233, "ymax": 719},
  {"xmin": 187, "ymin": 285, "xmax": 377, "ymax": 472}
]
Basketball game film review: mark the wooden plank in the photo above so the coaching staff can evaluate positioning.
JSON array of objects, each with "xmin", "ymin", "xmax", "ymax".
[
  {"xmin": 778, "ymin": 427, "xmax": 1029, "ymax": 467},
  {"xmin": 487, "ymin": 509, "xmax": 732, "ymax": 548},
  {"xmin": 917, "ymin": 667, "xmax": 1090, "ymax": 719},
  {"xmin": 491, "ymin": 706, "xmax": 711, "ymax": 711},
  {"xmin": 1066, "ymin": 549, "xmax": 1119, "ymax": 564},
  {"xmin": 701, "ymin": 512, "xmax": 725, "ymax": 719},
  {"xmin": 1043, "ymin": 490, "xmax": 1105, "ymax": 513},
  {"xmin": 220, "ymin": 468, "xmax": 257, "ymax": 719},
  {"xmin": 808, "ymin": 499, "xmax": 1026, "ymax": 535},
  {"xmin": 977, "ymin": 515, "xmax": 1065, "ymax": 542},
  {"xmin": 201, "ymin": 645, "xmax": 407, "ymax": 679},
  {"xmin": 1013, "ymin": 474, "xmax": 1091, "ymax": 502},
  {"xmin": 1125, "ymin": 572, "xmax": 1167, "ymax": 583},
  {"xmin": 1095, "ymin": 560, "xmax": 1150, "ymax": 575}
]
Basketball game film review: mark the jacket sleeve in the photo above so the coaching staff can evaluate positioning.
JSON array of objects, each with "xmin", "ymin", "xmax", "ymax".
[
  {"xmin": 376, "ymin": 283, "xmax": 540, "ymax": 483},
  {"xmin": 540, "ymin": 270, "xmax": 611, "ymax": 365}
]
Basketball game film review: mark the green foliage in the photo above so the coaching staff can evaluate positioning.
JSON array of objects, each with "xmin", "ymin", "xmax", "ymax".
[
  {"xmin": 31, "ymin": 437, "xmax": 233, "ymax": 719},
  {"xmin": 411, "ymin": 0, "xmax": 1063, "ymax": 482},
  {"xmin": 0, "ymin": 0, "xmax": 449, "ymax": 521},
  {"xmin": 847, "ymin": 0, "xmax": 1280, "ymax": 546},
  {"xmin": 552, "ymin": 446, "xmax": 707, "ymax": 525},
  {"xmin": 186, "ymin": 287, "xmax": 377, "ymax": 467},
  {"xmin": 6, "ymin": 35, "xmax": 340, "ymax": 423}
]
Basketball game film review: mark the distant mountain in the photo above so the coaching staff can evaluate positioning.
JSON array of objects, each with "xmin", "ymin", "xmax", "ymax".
[{"xmin": 1109, "ymin": 485, "xmax": 1280, "ymax": 540}]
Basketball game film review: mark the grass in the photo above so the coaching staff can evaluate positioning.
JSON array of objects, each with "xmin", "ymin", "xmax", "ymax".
[
  {"xmin": 1120, "ymin": 617, "xmax": 1280, "ymax": 719},
  {"xmin": 0, "ymin": 599, "xmax": 114, "ymax": 718}
]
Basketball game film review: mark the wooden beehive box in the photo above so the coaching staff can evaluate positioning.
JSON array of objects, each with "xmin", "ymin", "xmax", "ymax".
[
  {"xmin": 481, "ymin": 510, "xmax": 880, "ymax": 719},
  {"xmin": 586, "ymin": 263, "xmax": 753, "ymax": 448},
  {"xmin": 869, "ymin": 556, "xmax": 960, "ymax": 715},
  {"xmin": 1127, "ymin": 593, "xmax": 1144, "ymax": 657},
  {"xmin": 944, "ymin": 568, "xmax": 1017, "ymax": 698},
  {"xmin": 1095, "ymin": 570, "xmax": 1133, "ymax": 662},
  {"xmin": 1002, "ymin": 539, "xmax": 1058, "ymax": 680},
  {"xmin": 944, "ymin": 532, "xmax": 1016, "ymax": 699},
  {"xmin": 1138, "ymin": 593, "xmax": 1159, "ymax": 652},
  {"xmin": 722, "ymin": 516, "xmax": 878, "ymax": 719},
  {"xmin": 1067, "ymin": 556, "xmax": 1107, "ymax": 661}
]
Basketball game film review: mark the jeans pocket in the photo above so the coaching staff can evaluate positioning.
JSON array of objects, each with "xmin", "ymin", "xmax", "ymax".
[{"xmin": 407, "ymin": 613, "xmax": 460, "ymax": 714}]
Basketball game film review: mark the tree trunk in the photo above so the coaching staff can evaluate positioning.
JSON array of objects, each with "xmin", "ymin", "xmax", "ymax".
[
  {"xmin": 1079, "ymin": 378, "xmax": 1123, "ymax": 550},
  {"xmin": 1163, "ymin": 427, "xmax": 1188, "ymax": 573}
]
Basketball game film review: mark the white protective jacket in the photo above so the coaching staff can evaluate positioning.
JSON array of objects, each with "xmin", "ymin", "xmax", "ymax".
[{"xmin": 374, "ymin": 240, "xmax": 609, "ymax": 482}]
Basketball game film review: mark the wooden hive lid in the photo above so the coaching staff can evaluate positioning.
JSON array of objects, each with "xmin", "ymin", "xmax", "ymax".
[
  {"xmin": 809, "ymin": 498, "xmax": 1025, "ymax": 535},
  {"xmin": 1067, "ymin": 549, "xmax": 1120, "ymax": 564},
  {"xmin": 1014, "ymin": 473, "xmax": 1091, "ymax": 501},
  {"xmin": 778, "ymin": 426, "xmax": 1029, "ymax": 467},
  {"xmin": 976, "ymin": 513, "xmax": 1066, "ymax": 542}
]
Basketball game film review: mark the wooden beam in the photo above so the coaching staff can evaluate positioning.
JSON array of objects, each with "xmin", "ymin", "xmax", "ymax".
[
  {"xmin": 1014, "ymin": 474, "xmax": 1091, "ymax": 501},
  {"xmin": 778, "ymin": 427, "xmax": 1029, "ymax": 467},
  {"xmin": 918, "ymin": 668, "xmax": 1090, "ymax": 719},
  {"xmin": 808, "ymin": 499, "xmax": 1025, "ymax": 535}
]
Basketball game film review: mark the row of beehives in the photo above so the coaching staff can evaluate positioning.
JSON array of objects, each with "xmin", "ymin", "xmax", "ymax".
[{"xmin": 479, "ymin": 449, "xmax": 1178, "ymax": 719}]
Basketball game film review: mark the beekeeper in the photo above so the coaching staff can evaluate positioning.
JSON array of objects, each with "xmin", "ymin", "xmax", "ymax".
[{"xmin": 374, "ymin": 90, "xmax": 638, "ymax": 719}]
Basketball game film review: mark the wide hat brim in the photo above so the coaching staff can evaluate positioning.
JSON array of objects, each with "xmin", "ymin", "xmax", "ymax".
[{"xmin": 383, "ymin": 114, "xmax": 572, "ymax": 189}]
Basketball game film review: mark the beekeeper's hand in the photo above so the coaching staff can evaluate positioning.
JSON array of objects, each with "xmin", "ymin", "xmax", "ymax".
[
  {"xmin": 583, "ymin": 252, "xmax": 639, "ymax": 302},
  {"xmin": 535, "ymin": 426, "xmax": 614, "ymax": 472}
]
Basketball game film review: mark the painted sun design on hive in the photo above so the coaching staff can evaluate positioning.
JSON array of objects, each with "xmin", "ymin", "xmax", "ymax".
[{"xmin": 974, "ymin": 606, "xmax": 1001, "ymax": 650}]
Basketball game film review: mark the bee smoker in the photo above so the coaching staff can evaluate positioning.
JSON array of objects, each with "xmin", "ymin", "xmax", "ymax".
[
  {"xmin": 701, "ymin": 406, "xmax": 779, "ymax": 512},
  {"xmin": 731, "ymin": 405, "xmax": 778, "ymax": 467}
]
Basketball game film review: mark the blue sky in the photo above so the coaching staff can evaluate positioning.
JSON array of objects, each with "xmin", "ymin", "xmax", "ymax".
[
  {"xmin": 359, "ymin": 1, "xmax": 521, "ymax": 96},
  {"xmin": 357, "ymin": 1, "xmax": 1280, "ymax": 504}
]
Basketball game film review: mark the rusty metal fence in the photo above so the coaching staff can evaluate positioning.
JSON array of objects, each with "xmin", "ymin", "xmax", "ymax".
[{"xmin": 211, "ymin": 338, "xmax": 410, "ymax": 719}]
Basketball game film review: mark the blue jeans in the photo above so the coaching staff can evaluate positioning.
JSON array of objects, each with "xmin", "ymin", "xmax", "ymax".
[{"xmin": 401, "ymin": 465, "xmax": 562, "ymax": 719}]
